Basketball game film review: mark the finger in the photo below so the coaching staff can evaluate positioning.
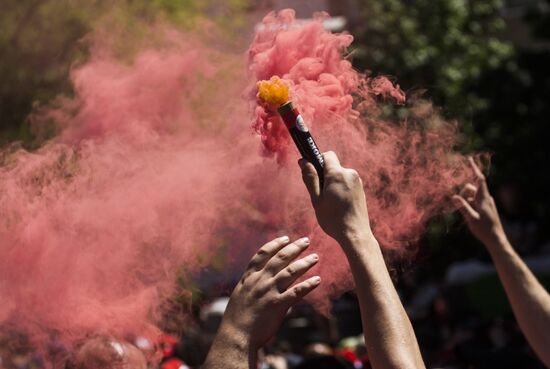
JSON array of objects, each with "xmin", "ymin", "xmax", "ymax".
[
  {"xmin": 280, "ymin": 276, "xmax": 321, "ymax": 304},
  {"xmin": 460, "ymin": 183, "xmax": 478, "ymax": 202},
  {"xmin": 246, "ymin": 236, "xmax": 290, "ymax": 271},
  {"xmin": 452, "ymin": 195, "xmax": 480, "ymax": 221},
  {"xmin": 275, "ymin": 253, "xmax": 319, "ymax": 291},
  {"xmin": 322, "ymin": 151, "xmax": 341, "ymax": 173},
  {"xmin": 264, "ymin": 237, "xmax": 310, "ymax": 275},
  {"xmin": 468, "ymin": 157, "xmax": 490, "ymax": 195},
  {"xmin": 298, "ymin": 159, "xmax": 321, "ymax": 200},
  {"xmin": 468, "ymin": 157, "xmax": 485, "ymax": 181}
]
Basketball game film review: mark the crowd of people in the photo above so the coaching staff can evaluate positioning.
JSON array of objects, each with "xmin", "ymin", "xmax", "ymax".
[{"xmin": 1, "ymin": 153, "xmax": 549, "ymax": 369}]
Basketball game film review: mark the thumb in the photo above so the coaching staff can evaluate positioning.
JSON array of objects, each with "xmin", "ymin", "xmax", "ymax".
[
  {"xmin": 452, "ymin": 195, "xmax": 480, "ymax": 222},
  {"xmin": 298, "ymin": 159, "xmax": 321, "ymax": 201}
]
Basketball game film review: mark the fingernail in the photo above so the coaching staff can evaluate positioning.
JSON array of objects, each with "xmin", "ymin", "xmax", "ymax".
[
  {"xmin": 280, "ymin": 235, "xmax": 290, "ymax": 242},
  {"xmin": 313, "ymin": 276, "xmax": 321, "ymax": 284},
  {"xmin": 300, "ymin": 237, "xmax": 310, "ymax": 245},
  {"xmin": 308, "ymin": 254, "xmax": 319, "ymax": 263}
]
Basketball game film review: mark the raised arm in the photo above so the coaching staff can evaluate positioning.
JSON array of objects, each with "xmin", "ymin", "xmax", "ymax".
[
  {"xmin": 453, "ymin": 158, "xmax": 550, "ymax": 367},
  {"xmin": 203, "ymin": 236, "xmax": 321, "ymax": 369},
  {"xmin": 299, "ymin": 152, "xmax": 425, "ymax": 369}
]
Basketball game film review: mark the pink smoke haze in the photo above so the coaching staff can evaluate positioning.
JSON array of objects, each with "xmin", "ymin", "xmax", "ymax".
[
  {"xmin": 0, "ymin": 32, "xmax": 280, "ymax": 343},
  {"xmin": 249, "ymin": 10, "xmax": 474, "ymax": 303},
  {"xmin": 0, "ymin": 9, "xmax": 473, "ymax": 350}
]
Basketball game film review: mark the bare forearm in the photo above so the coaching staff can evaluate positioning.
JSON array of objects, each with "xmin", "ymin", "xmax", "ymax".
[
  {"xmin": 340, "ymin": 233, "xmax": 425, "ymax": 369},
  {"xmin": 485, "ymin": 234, "xmax": 550, "ymax": 366},
  {"xmin": 203, "ymin": 325, "xmax": 256, "ymax": 369}
]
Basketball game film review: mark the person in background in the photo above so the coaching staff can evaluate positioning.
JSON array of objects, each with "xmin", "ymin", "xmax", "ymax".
[{"xmin": 453, "ymin": 157, "xmax": 550, "ymax": 367}]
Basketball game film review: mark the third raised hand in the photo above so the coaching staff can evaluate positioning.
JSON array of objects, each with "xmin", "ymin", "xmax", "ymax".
[{"xmin": 452, "ymin": 157, "xmax": 506, "ymax": 246}]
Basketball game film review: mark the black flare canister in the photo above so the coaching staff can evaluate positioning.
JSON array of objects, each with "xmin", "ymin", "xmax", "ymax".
[{"xmin": 277, "ymin": 101, "xmax": 325, "ymax": 187}]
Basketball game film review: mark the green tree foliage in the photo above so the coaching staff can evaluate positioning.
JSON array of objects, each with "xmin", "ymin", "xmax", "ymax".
[
  {"xmin": 0, "ymin": 0, "xmax": 250, "ymax": 147},
  {"xmin": 0, "ymin": 0, "xmax": 102, "ymax": 145},
  {"xmin": 351, "ymin": 0, "xmax": 550, "ymax": 257},
  {"xmin": 351, "ymin": 0, "xmax": 513, "ymax": 122},
  {"xmin": 471, "ymin": 4, "xmax": 550, "ymax": 229}
]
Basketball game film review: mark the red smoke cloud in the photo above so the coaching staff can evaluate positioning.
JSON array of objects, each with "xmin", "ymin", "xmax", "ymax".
[
  {"xmin": 249, "ymin": 10, "xmax": 474, "ymax": 306},
  {"xmin": 0, "ymin": 9, "xmax": 473, "ymax": 349},
  {"xmin": 250, "ymin": 9, "xmax": 472, "ymax": 251}
]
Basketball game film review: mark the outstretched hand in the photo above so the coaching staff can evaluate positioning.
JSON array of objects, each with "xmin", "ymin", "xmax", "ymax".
[
  {"xmin": 203, "ymin": 236, "xmax": 321, "ymax": 369},
  {"xmin": 221, "ymin": 236, "xmax": 321, "ymax": 351},
  {"xmin": 452, "ymin": 157, "xmax": 505, "ymax": 246}
]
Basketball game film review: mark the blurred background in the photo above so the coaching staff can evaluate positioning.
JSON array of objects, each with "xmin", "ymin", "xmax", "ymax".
[{"xmin": 1, "ymin": 0, "xmax": 549, "ymax": 368}]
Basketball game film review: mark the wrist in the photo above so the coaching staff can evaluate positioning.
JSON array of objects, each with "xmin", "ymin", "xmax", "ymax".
[
  {"xmin": 208, "ymin": 320, "xmax": 258, "ymax": 368},
  {"xmin": 337, "ymin": 225, "xmax": 378, "ymax": 252},
  {"xmin": 482, "ymin": 227, "xmax": 509, "ymax": 250},
  {"xmin": 485, "ymin": 234, "xmax": 511, "ymax": 253},
  {"xmin": 216, "ymin": 319, "xmax": 253, "ymax": 352}
]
